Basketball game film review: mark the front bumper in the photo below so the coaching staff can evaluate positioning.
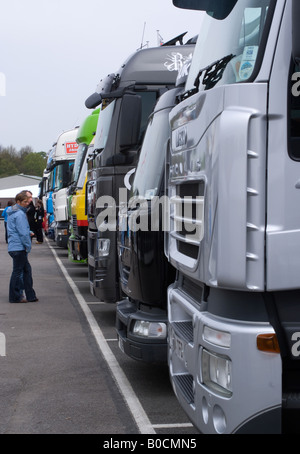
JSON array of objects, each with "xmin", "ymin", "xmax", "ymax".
[{"xmin": 116, "ymin": 298, "xmax": 168, "ymax": 363}]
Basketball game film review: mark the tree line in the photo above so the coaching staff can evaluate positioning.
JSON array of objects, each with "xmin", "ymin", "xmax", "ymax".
[{"xmin": 0, "ymin": 145, "xmax": 47, "ymax": 178}]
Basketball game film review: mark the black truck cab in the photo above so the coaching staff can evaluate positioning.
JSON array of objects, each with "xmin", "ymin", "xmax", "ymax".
[
  {"xmin": 86, "ymin": 41, "xmax": 195, "ymax": 303},
  {"xmin": 116, "ymin": 48, "xmax": 195, "ymax": 363}
]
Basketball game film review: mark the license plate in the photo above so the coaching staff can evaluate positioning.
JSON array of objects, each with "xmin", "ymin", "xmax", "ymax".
[{"xmin": 174, "ymin": 332, "xmax": 185, "ymax": 361}]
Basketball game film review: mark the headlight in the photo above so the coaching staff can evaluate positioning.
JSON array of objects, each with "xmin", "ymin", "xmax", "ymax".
[
  {"xmin": 203, "ymin": 325, "xmax": 231, "ymax": 348},
  {"xmin": 58, "ymin": 229, "xmax": 68, "ymax": 236},
  {"xmin": 201, "ymin": 349, "xmax": 232, "ymax": 397},
  {"xmin": 133, "ymin": 321, "xmax": 167, "ymax": 339}
]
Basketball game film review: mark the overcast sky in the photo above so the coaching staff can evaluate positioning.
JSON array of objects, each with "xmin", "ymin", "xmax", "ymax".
[{"xmin": 0, "ymin": 0, "xmax": 202, "ymax": 153}]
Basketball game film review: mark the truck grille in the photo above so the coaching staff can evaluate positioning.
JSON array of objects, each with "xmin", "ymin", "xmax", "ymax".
[
  {"xmin": 173, "ymin": 320, "xmax": 193, "ymax": 343},
  {"xmin": 72, "ymin": 215, "xmax": 78, "ymax": 236},
  {"xmin": 170, "ymin": 182, "xmax": 205, "ymax": 260},
  {"xmin": 173, "ymin": 374, "xmax": 194, "ymax": 404}
]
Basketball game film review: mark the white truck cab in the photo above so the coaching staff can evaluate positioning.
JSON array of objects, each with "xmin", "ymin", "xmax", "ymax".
[{"xmin": 51, "ymin": 127, "xmax": 79, "ymax": 248}]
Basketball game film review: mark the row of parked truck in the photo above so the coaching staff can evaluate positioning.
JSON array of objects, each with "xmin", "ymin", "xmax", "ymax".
[{"xmin": 39, "ymin": 0, "xmax": 300, "ymax": 434}]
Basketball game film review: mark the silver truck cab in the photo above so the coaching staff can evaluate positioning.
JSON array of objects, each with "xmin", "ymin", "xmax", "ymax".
[{"xmin": 167, "ymin": 0, "xmax": 300, "ymax": 434}]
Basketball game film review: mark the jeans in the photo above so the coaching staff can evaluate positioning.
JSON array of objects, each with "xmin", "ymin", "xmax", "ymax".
[
  {"xmin": 4, "ymin": 221, "xmax": 8, "ymax": 243},
  {"xmin": 9, "ymin": 250, "xmax": 36, "ymax": 302}
]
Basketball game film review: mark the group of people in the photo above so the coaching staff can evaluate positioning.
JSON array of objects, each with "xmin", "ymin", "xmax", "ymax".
[
  {"xmin": 3, "ymin": 195, "xmax": 44, "ymax": 245},
  {"xmin": 2, "ymin": 190, "xmax": 44, "ymax": 303},
  {"xmin": 26, "ymin": 198, "xmax": 45, "ymax": 244}
]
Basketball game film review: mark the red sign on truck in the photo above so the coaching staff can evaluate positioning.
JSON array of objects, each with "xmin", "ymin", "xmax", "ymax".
[{"xmin": 65, "ymin": 142, "xmax": 79, "ymax": 154}]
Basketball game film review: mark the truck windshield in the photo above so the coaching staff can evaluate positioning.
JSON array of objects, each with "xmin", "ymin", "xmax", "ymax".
[
  {"xmin": 94, "ymin": 101, "xmax": 115, "ymax": 150},
  {"xmin": 186, "ymin": 0, "xmax": 274, "ymax": 92},
  {"xmin": 132, "ymin": 108, "xmax": 169, "ymax": 199},
  {"xmin": 48, "ymin": 169, "xmax": 55, "ymax": 191},
  {"xmin": 72, "ymin": 143, "xmax": 88, "ymax": 186},
  {"xmin": 77, "ymin": 158, "xmax": 87, "ymax": 189},
  {"xmin": 55, "ymin": 161, "xmax": 74, "ymax": 190}
]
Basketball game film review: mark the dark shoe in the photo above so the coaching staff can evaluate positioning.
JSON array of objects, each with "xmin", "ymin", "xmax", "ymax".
[
  {"xmin": 27, "ymin": 298, "xmax": 39, "ymax": 302},
  {"xmin": 9, "ymin": 299, "xmax": 28, "ymax": 303}
]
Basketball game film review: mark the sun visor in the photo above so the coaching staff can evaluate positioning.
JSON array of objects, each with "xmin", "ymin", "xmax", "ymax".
[{"xmin": 172, "ymin": 0, "xmax": 238, "ymax": 19}]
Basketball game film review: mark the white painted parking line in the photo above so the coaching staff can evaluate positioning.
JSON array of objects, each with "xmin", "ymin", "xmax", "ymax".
[
  {"xmin": 46, "ymin": 239, "xmax": 156, "ymax": 435},
  {"xmin": 63, "ymin": 265, "xmax": 88, "ymax": 269},
  {"xmin": 152, "ymin": 423, "xmax": 194, "ymax": 429},
  {"xmin": 87, "ymin": 301, "xmax": 107, "ymax": 305}
]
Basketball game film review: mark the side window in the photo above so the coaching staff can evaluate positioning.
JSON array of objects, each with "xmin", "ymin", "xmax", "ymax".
[
  {"xmin": 55, "ymin": 164, "xmax": 64, "ymax": 190},
  {"xmin": 48, "ymin": 171, "xmax": 54, "ymax": 191},
  {"xmin": 289, "ymin": 63, "xmax": 300, "ymax": 160}
]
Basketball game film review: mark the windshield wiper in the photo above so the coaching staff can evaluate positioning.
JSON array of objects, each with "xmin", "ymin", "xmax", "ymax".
[{"xmin": 179, "ymin": 53, "xmax": 235, "ymax": 101}]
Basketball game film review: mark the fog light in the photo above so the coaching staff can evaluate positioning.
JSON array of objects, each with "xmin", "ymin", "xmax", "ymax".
[
  {"xmin": 97, "ymin": 238, "xmax": 110, "ymax": 256},
  {"xmin": 202, "ymin": 349, "xmax": 232, "ymax": 397},
  {"xmin": 133, "ymin": 321, "xmax": 167, "ymax": 339}
]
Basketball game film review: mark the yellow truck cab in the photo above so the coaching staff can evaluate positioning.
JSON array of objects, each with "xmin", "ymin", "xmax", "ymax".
[{"xmin": 68, "ymin": 109, "xmax": 99, "ymax": 262}]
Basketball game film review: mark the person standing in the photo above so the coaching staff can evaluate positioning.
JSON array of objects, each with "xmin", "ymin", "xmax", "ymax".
[
  {"xmin": 34, "ymin": 199, "xmax": 44, "ymax": 244},
  {"xmin": 7, "ymin": 191, "xmax": 38, "ymax": 303},
  {"xmin": 2, "ymin": 200, "xmax": 13, "ymax": 243},
  {"xmin": 26, "ymin": 198, "xmax": 36, "ymax": 239}
]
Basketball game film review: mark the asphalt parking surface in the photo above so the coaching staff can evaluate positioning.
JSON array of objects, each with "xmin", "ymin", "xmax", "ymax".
[{"xmin": 0, "ymin": 221, "xmax": 199, "ymax": 436}]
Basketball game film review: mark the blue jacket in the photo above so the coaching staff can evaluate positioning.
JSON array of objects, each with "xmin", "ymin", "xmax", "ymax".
[
  {"xmin": 7, "ymin": 204, "xmax": 32, "ymax": 253},
  {"xmin": 2, "ymin": 206, "xmax": 10, "ymax": 222}
]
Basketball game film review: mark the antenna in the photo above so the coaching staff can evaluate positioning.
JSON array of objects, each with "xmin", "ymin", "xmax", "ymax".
[
  {"xmin": 157, "ymin": 30, "xmax": 164, "ymax": 46},
  {"xmin": 140, "ymin": 22, "xmax": 146, "ymax": 50}
]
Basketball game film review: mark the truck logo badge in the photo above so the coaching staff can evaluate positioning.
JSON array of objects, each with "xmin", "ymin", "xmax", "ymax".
[
  {"xmin": 65, "ymin": 142, "xmax": 79, "ymax": 154},
  {"xmin": 176, "ymin": 126, "xmax": 187, "ymax": 148}
]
